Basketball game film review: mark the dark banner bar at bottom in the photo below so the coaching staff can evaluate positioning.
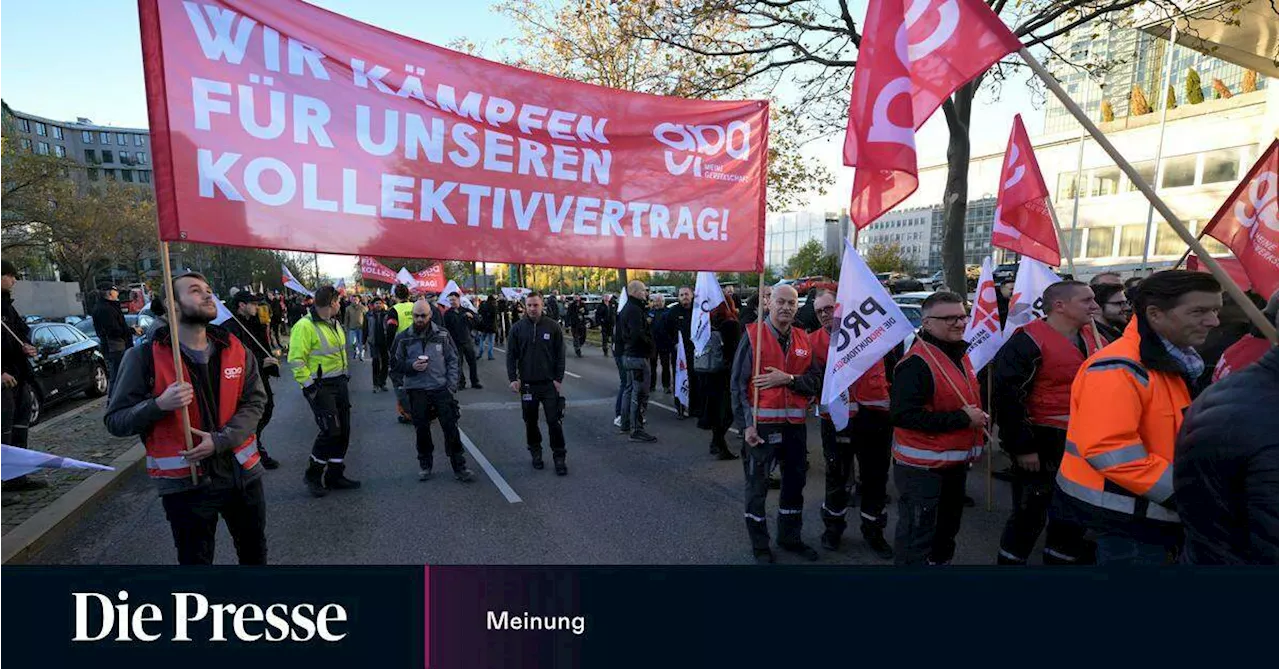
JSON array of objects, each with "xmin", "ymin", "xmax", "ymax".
[{"xmin": 3, "ymin": 566, "xmax": 1276, "ymax": 668}]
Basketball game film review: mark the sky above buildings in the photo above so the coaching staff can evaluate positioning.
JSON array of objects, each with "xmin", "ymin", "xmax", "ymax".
[{"xmin": 1, "ymin": 0, "xmax": 1042, "ymax": 280}]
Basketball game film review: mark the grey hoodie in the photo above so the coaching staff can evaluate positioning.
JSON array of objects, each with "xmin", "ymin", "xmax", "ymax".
[{"xmin": 390, "ymin": 321, "xmax": 460, "ymax": 392}]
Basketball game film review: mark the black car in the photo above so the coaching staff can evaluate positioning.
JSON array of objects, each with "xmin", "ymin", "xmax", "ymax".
[{"xmin": 24, "ymin": 322, "xmax": 109, "ymax": 425}]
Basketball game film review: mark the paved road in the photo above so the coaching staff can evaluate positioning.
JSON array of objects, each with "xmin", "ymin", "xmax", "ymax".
[{"xmin": 30, "ymin": 339, "xmax": 1016, "ymax": 565}]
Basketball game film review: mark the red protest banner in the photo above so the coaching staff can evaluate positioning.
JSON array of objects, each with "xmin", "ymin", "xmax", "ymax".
[
  {"xmin": 843, "ymin": 0, "xmax": 1020, "ymax": 228},
  {"xmin": 1201, "ymin": 140, "xmax": 1278, "ymax": 298},
  {"xmin": 991, "ymin": 114, "xmax": 1060, "ymax": 266},
  {"xmin": 359, "ymin": 256, "xmax": 397, "ymax": 283},
  {"xmin": 139, "ymin": 0, "xmax": 768, "ymax": 271},
  {"xmin": 413, "ymin": 264, "xmax": 445, "ymax": 293}
]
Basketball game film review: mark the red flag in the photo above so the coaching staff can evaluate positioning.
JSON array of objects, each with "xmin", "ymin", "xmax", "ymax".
[
  {"xmin": 1187, "ymin": 254, "xmax": 1254, "ymax": 293},
  {"xmin": 843, "ymin": 0, "xmax": 1020, "ymax": 228},
  {"xmin": 359, "ymin": 256, "xmax": 397, "ymax": 284},
  {"xmin": 1202, "ymin": 140, "xmax": 1278, "ymax": 297},
  {"xmin": 991, "ymin": 114, "xmax": 1060, "ymax": 266},
  {"xmin": 413, "ymin": 264, "xmax": 446, "ymax": 293}
]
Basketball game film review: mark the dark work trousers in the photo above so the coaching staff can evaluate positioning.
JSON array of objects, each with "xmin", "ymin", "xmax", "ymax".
[
  {"xmin": 999, "ymin": 426, "xmax": 1088, "ymax": 564},
  {"xmin": 306, "ymin": 377, "xmax": 352, "ymax": 465},
  {"xmin": 818, "ymin": 412, "xmax": 890, "ymax": 541},
  {"xmin": 571, "ymin": 325, "xmax": 587, "ymax": 356},
  {"xmin": 613, "ymin": 349, "xmax": 626, "ymax": 417},
  {"xmin": 105, "ymin": 349, "xmax": 126, "ymax": 396},
  {"xmin": 893, "ymin": 462, "xmax": 968, "ymax": 566},
  {"xmin": 2, "ymin": 381, "xmax": 33, "ymax": 450},
  {"xmin": 743, "ymin": 422, "xmax": 809, "ymax": 551},
  {"xmin": 407, "ymin": 388, "xmax": 466, "ymax": 472},
  {"xmin": 600, "ymin": 328, "xmax": 613, "ymax": 356},
  {"xmin": 521, "ymin": 381, "xmax": 566, "ymax": 457},
  {"xmin": 653, "ymin": 349, "xmax": 674, "ymax": 391},
  {"xmin": 459, "ymin": 341, "xmax": 480, "ymax": 387},
  {"xmin": 161, "ymin": 478, "xmax": 268, "ymax": 565},
  {"xmin": 371, "ymin": 349, "xmax": 389, "ymax": 387}
]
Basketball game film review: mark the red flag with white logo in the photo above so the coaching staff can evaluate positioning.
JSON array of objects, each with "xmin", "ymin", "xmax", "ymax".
[
  {"xmin": 843, "ymin": 0, "xmax": 1021, "ymax": 229},
  {"xmin": 1201, "ymin": 139, "xmax": 1278, "ymax": 298},
  {"xmin": 991, "ymin": 114, "xmax": 1060, "ymax": 266}
]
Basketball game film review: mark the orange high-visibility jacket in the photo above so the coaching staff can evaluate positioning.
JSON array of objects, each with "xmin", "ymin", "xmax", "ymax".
[{"xmin": 1059, "ymin": 320, "xmax": 1188, "ymax": 525}]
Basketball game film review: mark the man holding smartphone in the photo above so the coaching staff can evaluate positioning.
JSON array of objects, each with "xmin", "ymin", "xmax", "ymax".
[{"xmin": 390, "ymin": 299, "xmax": 476, "ymax": 483}]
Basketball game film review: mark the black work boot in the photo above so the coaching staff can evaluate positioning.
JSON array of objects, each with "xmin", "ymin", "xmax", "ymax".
[
  {"xmin": 531, "ymin": 450, "xmax": 545, "ymax": 470},
  {"xmin": 258, "ymin": 444, "xmax": 280, "ymax": 470},
  {"xmin": 553, "ymin": 455, "xmax": 567, "ymax": 476},
  {"xmin": 303, "ymin": 461, "xmax": 328, "ymax": 498},
  {"xmin": 862, "ymin": 528, "xmax": 894, "ymax": 560},
  {"xmin": 820, "ymin": 529, "xmax": 842, "ymax": 551},
  {"xmin": 324, "ymin": 463, "xmax": 362, "ymax": 490},
  {"xmin": 777, "ymin": 541, "xmax": 820, "ymax": 562},
  {"xmin": 454, "ymin": 466, "xmax": 477, "ymax": 483}
]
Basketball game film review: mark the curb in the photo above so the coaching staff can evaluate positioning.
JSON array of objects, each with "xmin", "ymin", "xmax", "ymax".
[{"xmin": 2, "ymin": 443, "xmax": 146, "ymax": 565}]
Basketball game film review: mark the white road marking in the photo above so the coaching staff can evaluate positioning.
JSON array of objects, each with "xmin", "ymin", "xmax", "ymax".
[
  {"xmin": 563, "ymin": 370, "xmax": 583, "ymax": 379},
  {"xmin": 650, "ymin": 401, "xmax": 740, "ymax": 435},
  {"xmin": 494, "ymin": 346, "xmax": 506, "ymax": 353},
  {"xmin": 457, "ymin": 428, "xmax": 522, "ymax": 504}
]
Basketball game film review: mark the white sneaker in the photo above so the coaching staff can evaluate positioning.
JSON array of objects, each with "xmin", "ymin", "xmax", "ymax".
[{"xmin": 613, "ymin": 415, "xmax": 622, "ymax": 428}]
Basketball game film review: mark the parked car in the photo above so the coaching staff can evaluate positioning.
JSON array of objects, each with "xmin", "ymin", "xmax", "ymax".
[
  {"xmin": 895, "ymin": 303, "xmax": 923, "ymax": 329},
  {"xmin": 993, "ymin": 263, "xmax": 1019, "ymax": 285},
  {"xmin": 24, "ymin": 315, "xmax": 44, "ymax": 324},
  {"xmin": 23, "ymin": 322, "xmax": 109, "ymax": 425},
  {"xmin": 74, "ymin": 313, "xmax": 154, "ymax": 347},
  {"xmin": 893, "ymin": 291, "xmax": 935, "ymax": 307},
  {"xmin": 61, "ymin": 315, "xmax": 87, "ymax": 326}
]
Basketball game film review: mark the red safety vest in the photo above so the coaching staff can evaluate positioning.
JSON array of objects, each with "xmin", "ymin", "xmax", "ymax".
[
  {"xmin": 892, "ymin": 339, "xmax": 982, "ymax": 468},
  {"xmin": 1022, "ymin": 319, "xmax": 1102, "ymax": 430},
  {"xmin": 745, "ymin": 322, "xmax": 814, "ymax": 424},
  {"xmin": 852, "ymin": 360, "xmax": 890, "ymax": 411},
  {"xmin": 809, "ymin": 327, "xmax": 856, "ymax": 421},
  {"xmin": 145, "ymin": 335, "xmax": 260, "ymax": 479},
  {"xmin": 1212, "ymin": 334, "xmax": 1270, "ymax": 383}
]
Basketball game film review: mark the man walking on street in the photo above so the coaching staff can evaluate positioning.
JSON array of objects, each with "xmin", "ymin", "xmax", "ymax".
[
  {"xmin": 94, "ymin": 283, "xmax": 138, "ymax": 395},
  {"xmin": 478, "ymin": 295, "xmax": 498, "ymax": 361},
  {"xmin": 730, "ymin": 284, "xmax": 823, "ymax": 563},
  {"xmin": 1057, "ymin": 270, "xmax": 1222, "ymax": 564},
  {"xmin": 507, "ymin": 292, "xmax": 569, "ymax": 475},
  {"xmin": 992, "ymin": 281, "xmax": 1102, "ymax": 565},
  {"xmin": 223, "ymin": 292, "xmax": 282, "ymax": 470},
  {"xmin": 104, "ymin": 271, "xmax": 268, "ymax": 564},
  {"xmin": 566, "ymin": 296, "xmax": 588, "ymax": 358},
  {"xmin": 444, "ymin": 292, "xmax": 482, "ymax": 389},
  {"xmin": 289, "ymin": 285, "xmax": 359, "ymax": 497},
  {"xmin": 365, "ymin": 297, "xmax": 392, "ymax": 392},
  {"xmin": 2, "ymin": 261, "xmax": 46, "ymax": 492},
  {"xmin": 343, "ymin": 295, "xmax": 367, "ymax": 361},
  {"xmin": 595, "ymin": 294, "xmax": 616, "ymax": 356},
  {"xmin": 890, "ymin": 292, "xmax": 988, "ymax": 566},
  {"xmin": 618, "ymin": 280, "xmax": 657, "ymax": 442},
  {"xmin": 390, "ymin": 299, "xmax": 476, "ymax": 483}
]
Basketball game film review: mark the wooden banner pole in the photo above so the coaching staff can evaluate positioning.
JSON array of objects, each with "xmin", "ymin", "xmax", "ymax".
[{"xmin": 158, "ymin": 241, "xmax": 198, "ymax": 484}]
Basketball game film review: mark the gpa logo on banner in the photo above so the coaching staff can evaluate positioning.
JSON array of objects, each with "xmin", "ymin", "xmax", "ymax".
[
  {"xmin": 72, "ymin": 591, "xmax": 348, "ymax": 643},
  {"xmin": 653, "ymin": 121, "xmax": 750, "ymax": 180}
]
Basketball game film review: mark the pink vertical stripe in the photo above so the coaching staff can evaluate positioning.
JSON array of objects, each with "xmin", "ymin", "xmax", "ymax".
[{"xmin": 423, "ymin": 564, "xmax": 430, "ymax": 669}]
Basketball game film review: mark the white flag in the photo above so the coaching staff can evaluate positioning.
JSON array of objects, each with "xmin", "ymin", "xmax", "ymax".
[
  {"xmin": 675, "ymin": 332, "xmax": 690, "ymax": 406},
  {"xmin": 963, "ymin": 256, "xmax": 1004, "ymax": 371},
  {"xmin": 212, "ymin": 295, "xmax": 235, "ymax": 326},
  {"xmin": 2, "ymin": 444, "xmax": 114, "ymax": 481},
  {"xmin": 1003, "ymin": 256, "xmax": 1061, "ymax": 338},
  {"xmin": 396, "ymin": 267, "xmax": 416, "ymax": 289},
  {"xmin": 440, "ymin": 280, "xmax": 477, "ymax": 311},
  {"xmin": 281, "ymin": 264, "xmax": 314, "ymax": 297},
  {"xmin": 821, "ymin": 240, "xmax": 915, "ymax": 409},
  {"xmin": 501, "ymin": 287, "xmax": 532, "ymax": 301},
  {"xmin": 692, "ymin": 271, "xmax": 725, "ymax": 356},
  {"xmin": 616, "ymin": 287, "xmax": 628, "ymax": 313}
]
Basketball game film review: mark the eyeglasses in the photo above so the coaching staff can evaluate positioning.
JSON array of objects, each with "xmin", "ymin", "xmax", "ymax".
[
  {"xmin": 925, "ymin": 315, "xmax": 968, "ymax": 325},
  {"xmin": 816, "ymin": 306, "xmax": 836, "ymax": 314}
]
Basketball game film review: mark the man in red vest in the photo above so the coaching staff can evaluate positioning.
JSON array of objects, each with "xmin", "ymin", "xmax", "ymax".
[
  {"xmin": 730, "ymin": 284, "xmax": 823, "ymax": 563},
  {"xmin": 810, "ymin": 289, "xmax": 897, "ymax": 559},
  {"xmin": 105, "ymin": 272, "xmax": 269, "ymax": 564},
  {"xmin": 992, "ymin": 280, "xmax": 1102, "ymax": 565},
  {"xmin": 890, "ymin": 291, "xmax": 987, "ymax": 565}
]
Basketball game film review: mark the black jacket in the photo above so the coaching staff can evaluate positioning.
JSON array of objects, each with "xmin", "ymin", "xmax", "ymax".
[
  {"xmin": 1174, "ymin": 347, "xmax": 1278, "ymax": 565},
  {"xmin": 1093, "ymin": 318, "xmax": 1124, "ymax": 344},
  {"xmin": 665, "ymin": 303, "xmax": 693, "ymax": 352},
  {"xmin": 794, "ymin": 299, "xmax": 821, "ymax": 333},
  {"xmin": 617, "ymin": 299, "xmax": 652, "ymax": 358},
  {"xmin": 364, "ymin": 308, "xmax": 393, "ymax": 353},
  {"xmin": 595, "ymin": 302, "xmax": 616, "ymax": 334},
  {"xmin": 2, "ymin": 290, "xmax": 33, "ymax": 383},
  {"xmin": 506, "ymin": 316, "xmax": 565, "ymax": 384},
  {"xmin": 992, "ymin": 324, "xmax": 1088, "ymax": 456},
  {"xmin": 565, "ymin": 301, "xmax": 586, "ymax": 329},
  {"xmin": 92, "ymin": 298, "xmax": 134, "ymax": 351},
  {"xmin": 442, "ymin": 307, "xmax": 476, "ymax": 349},
  {"xmin": 890, "ymin": 330, "xmax": 976, "ymax": 434},
  {"xmin": 222, "ymin": 315, "xmax": 279, "ymax": 380},
  {"xmin": 477, "ymin": 301, "xmax": 497, "ymax": 334}
]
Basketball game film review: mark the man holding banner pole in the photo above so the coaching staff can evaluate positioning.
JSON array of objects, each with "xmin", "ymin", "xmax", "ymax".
[{"xmin": 730, "ymin": 284, "xmax": 824, "ymax": 564}]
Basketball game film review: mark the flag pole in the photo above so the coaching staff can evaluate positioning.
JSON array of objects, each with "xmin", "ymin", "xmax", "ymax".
[
  {"xmin": 1045, "ymin": 196, "xmax": 1075, "ymax": 277},
  {"xmin": 1139, "ymin": 22, "xmax": 1178, "ymax": 274},
  {"xmin": 751, "ymin": 271, "xmax": 766, "ymax": 431},
  {"xmin": 158, "ymin": 241, "xmax": 199, "ymax": 484},
  {"xmin": 1019, "ymin": 48, "xmax": 1277, "ymax": 343}
]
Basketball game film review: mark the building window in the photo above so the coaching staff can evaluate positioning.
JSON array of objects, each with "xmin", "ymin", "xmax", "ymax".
[
  {"xmin": 139, "ymin": 171, "xmax": 152, "ymax": 184},
  {"xmin": 103, "ymin": 149, "xmax": 114, "ymax": 163},
  {"xmin": 121, "ymin": 170, "xmax": 134, "ymax": 183},
  {"xmin": 117, "ymin": 133, "xmax": 127, "ymax": 145},
  {"xmin": 100, "ymin": 131, "xmax": 111, "ymax": 144},
  {"xmin": 137, "ymin": 152, "xmax": 148, "ymax": 165},
  {"xmin": 82, "ymin": 130, "xmax": 93, "ymax": 143},
  {"xmin": 1126, "ymin": 160, "xmax": 1158, "ymax": 192},
  {"xmin": 87, "ymin": 168, "xmax": 99, "ymax": 181},
  {"xmin": 134, "ymin": 134, "xmax": 145, "ymax": 146},
  {"xmin": 35, "ymin": 142, "xmax": 49, "ymax": 155},
  {"xmin": 53, "ymin": 126, "xmax": 64, "ymax": 140},
  {"xmin": 1090, "ymin": 167, "xmax": 1122, "ymax": 197},
  {"xmin": 35, "ymin": 122, "xmax": 47, "ymax": 136},
  {"xmin": 18, "ymin": 118, "xmax": 31, "ymax": 132},
  {"xmin": 1160, "ymin": 154, "xmax": 1197, "ymax": 188},
  {"xmin": 1057, "ymin": 174, "xmax": 1079, "ymax": 201},
  {"xmin": 1202, "ymin": 148, "xmax": 1241, "ymax": 185},
  {"xmin": 1118, "ymin": 224, "xmax": 1148, "ymax": 256},
  {"xmin": 1154, "ymin": 223, "xmax": 1186, "ymax": 256},
  {"xmin": 55, "ymin": 145, "xmax": 66, "ymax": 158},
  {"xmin": 19, "ymin": 138, "xmax": 31, "ymax": 151},
  {"xmin": 85, "ymin": 149, "xmax": 97, "ymax": 163},
  {"xmin": 1085, "ymin": 227, "xmax": 1115, "ymax": 258}
]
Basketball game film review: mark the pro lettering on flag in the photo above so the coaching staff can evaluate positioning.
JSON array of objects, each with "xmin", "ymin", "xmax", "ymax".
[
  {"xmin": 139, "ymin": 0, "xmax": 768, "ymax": 271},
  {"xmin": 991, "ymin": 114, "xmax": 1060, "ymax": 266},
  {"xmin": 281, "ymin": 264, "xmax": 314, "ymax": 297},
  {"xmin": 360, "ymin": 256, "xmax": 397, "ymax": 283},
  {"xmin": 964, "ymin": 256, "xmax": 1003, "ymax": 371},
  {"xmin": 692, "ymin": 271, "xmax": 725, "ymax": 356},
  {"xmin": 821, "ymin": 241, "xmax": 915, "ymax": 418},
  {"xmin": 1201, "ymin": 139, "xmax": 1278, "ymax": 297},
  {"xmin": 843, "ymin": 0, "xmax": 1020, "ymax": 228},
  {"xmin": 1003, "ymin": 256, "xmax": 1060, "ymax": 338}
]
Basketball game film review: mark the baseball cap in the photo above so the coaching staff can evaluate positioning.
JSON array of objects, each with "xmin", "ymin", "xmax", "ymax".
[{"xmin": 229, "ymin": 292, "xmax": 263, "ymax": 309}]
